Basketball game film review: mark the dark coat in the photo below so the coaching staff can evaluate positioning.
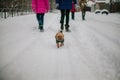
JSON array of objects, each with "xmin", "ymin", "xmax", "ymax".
[
  {"xmin": 56, "ymin": 0, "xmax": 76, "ymax": 9},
  {"xmin": 79, "ymin": 0, "xmax": 87, "ymax": 12}
]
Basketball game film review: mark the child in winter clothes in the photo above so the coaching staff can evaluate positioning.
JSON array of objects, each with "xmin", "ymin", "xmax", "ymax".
[
  {"xmin": 71, "ymin": 1, "xmax": 76, "ymax": 20},
  {"xmin": 31, "ymin": 0, "xmax": 50, "ymax": 31},
  {"xmin": 79, "ymin": 0, "xmax": 87, "ymax": 20}
]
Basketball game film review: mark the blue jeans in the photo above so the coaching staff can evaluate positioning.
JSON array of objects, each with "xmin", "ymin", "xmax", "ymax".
[{"xmin": 36, "ymin": 13, "xmax": 44, "ymax": 29}]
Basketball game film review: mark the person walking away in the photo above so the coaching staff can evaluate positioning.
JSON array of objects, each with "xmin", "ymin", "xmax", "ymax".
[
  {"xmin": 31, "ymin": 0, "xmax": 50, "ymax": 32},
  {"xmin": 56, "ymin": 0, "xmax": 77, "ymax": 32},
  {"xmin": 71, "ymin": 0, "xmax": 76, "ymax": 20},
  {"xmin": 79, "ymin": 0, "xmax": 87, "ymax": 20}
]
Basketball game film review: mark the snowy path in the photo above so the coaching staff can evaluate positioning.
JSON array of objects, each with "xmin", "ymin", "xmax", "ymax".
[{"xmin": 0, "ymin": 12, "xmax": 120, "ymax": 80}]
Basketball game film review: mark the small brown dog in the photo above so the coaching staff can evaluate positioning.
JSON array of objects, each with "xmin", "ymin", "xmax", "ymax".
[{"xmin": 55, "ymin": 30, "xmax": 64, "ymax": 48}]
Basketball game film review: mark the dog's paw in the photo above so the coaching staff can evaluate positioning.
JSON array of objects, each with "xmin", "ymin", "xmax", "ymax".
[{"xmin": 60, "ymin": 43, "xmax": 64, "ymax": 47}]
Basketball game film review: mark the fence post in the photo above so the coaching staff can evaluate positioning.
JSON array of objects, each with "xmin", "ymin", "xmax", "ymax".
[{"xmin": 4, "ymin": 8, "xmax": 7, "ymax": 19}]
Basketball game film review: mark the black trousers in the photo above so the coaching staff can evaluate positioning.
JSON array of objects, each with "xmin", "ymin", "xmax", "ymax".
[
  {"xmin": 71, "ymin": 12, "xmax": 75, "ymax": 20},
  {"xmin": 60, "ymin": 9, "xmax": 70, "ymax": 26},
  {"xmin": 81, "ymin": 10, "xmax": 86, "ymax": 20}
]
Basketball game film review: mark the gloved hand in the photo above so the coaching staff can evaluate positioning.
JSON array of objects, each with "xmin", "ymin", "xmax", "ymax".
[
  {"xmin": 85, "ymin": 3, "xmax": 87, "ymax": 6},
  {"xmin": 56, "ymin": 3, "xmax": 59, "ymax": 9},
  {"xmin": 75, "ymin": 4, "xmax": 79, "ymax": 9},
  {"xmin": 82, "ymin": 3, "xmax": 87, "ymax": 6},
  {"xmin": 56, "ymin": 3, "xmax": 59, "ymax": 7},
  {"xmin": 46, "ymin": 9, "xmax": 49, "ymax": 13},
  {"xmin": 32, "ymin": 8, "xmax": 36, "ymax": 12}
]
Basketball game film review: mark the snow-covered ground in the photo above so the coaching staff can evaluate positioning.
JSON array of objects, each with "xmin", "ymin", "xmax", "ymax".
[{"xmin": 0, "ymin": 11, "xmax": 120, "ymax": 80}]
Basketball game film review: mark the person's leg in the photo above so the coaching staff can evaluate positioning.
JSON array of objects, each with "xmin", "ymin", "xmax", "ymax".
[
  {"xmin": 65, "ymin": 9, "xmax": 71, "ymax": 31},
  {"xmin": 36, "ymin": 13, "xmax": 44, "ymax": 30},
  {"xmin": 72, "ymin": 12, "xmax": 74, "ymax": 20},
  {"xmin": 36, "ymin": 14, "xmax": 41, "ymax": 29},
  {"xmin": 84, "ymin": 11, "xmax": 86, "ymax": 20},
  {"xmin": 82, "ymin": 12, "xmax": 84, "ymax": 20},
  {"xmin": 60, "ymin": 10, "xmax": 65, "ymax": 30},
  {"xmin": 82, "ymin": 11, "xmax": 85, "ymax": 20},
  {"xmin": 65, "ymin": 9, "xmax": 70, "ymax": 26},
  {"xmin": 40, "ymin": 13, "xmax": 45, "ymax": 30}
]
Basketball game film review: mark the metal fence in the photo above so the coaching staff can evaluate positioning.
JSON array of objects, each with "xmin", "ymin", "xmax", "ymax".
[{"xmin": 0, "ymin": 8, "xmax": 33, "ymax": 19}]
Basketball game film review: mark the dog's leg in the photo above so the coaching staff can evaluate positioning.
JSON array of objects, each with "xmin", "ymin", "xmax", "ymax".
[
  {"xmin": 57, "ymin": 43, "xmax": 59, "ymax": 48},
  {"xmin": 60, "ymin": 43, "xmax": 64, "ymax": 47}
]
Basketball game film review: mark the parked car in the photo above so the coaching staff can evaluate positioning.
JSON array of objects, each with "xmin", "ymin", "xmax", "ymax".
[
  {"xmin": 101, "ymin": 9, "xmax": 109, "ymax": 15},
  {"xmin": 95, "ymin": 9, "xmax": 109, "ymax": 15},
  {"xmin": 95, "ymin": 9, "xmax": 101, "ymax": 14}
]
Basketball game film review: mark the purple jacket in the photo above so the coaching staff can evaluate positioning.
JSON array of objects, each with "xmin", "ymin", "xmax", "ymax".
[{"xmin": 31, "ymin": 0, "xmax": 50, "ymax": 13}]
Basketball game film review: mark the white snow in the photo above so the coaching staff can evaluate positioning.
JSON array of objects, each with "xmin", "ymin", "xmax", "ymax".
[
  {"xmin": 0, "ymin": 11, "xmax": 120, "ymax": 80},
  {"xmin": 87, "ymin": 1, "xmax": 95, "ymax": 7}
]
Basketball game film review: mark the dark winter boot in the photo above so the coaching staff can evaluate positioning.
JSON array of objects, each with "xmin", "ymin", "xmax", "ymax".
[
  {"xmin": 39, "ymin": 25, "xmax": 44, "ymax": 32},
  {"xmin": 82, "ymin": 17, "xmax": 85, "ymax": 20},
  {"xmin": 65, "ymin": 24, "xmax": 71, "ymax": 32},
  {"xmin": 40, "ymin": 28, "xmax": 44, "ymax": 32},
  {"xmin": 83, "ymin": 15, "xmax": 85, "ymax": 20}
]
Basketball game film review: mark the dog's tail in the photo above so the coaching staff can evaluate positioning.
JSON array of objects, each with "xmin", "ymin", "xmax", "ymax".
[{"xmin": 59, "ymin": 30, "xmax": 63, "ymax": 33}]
